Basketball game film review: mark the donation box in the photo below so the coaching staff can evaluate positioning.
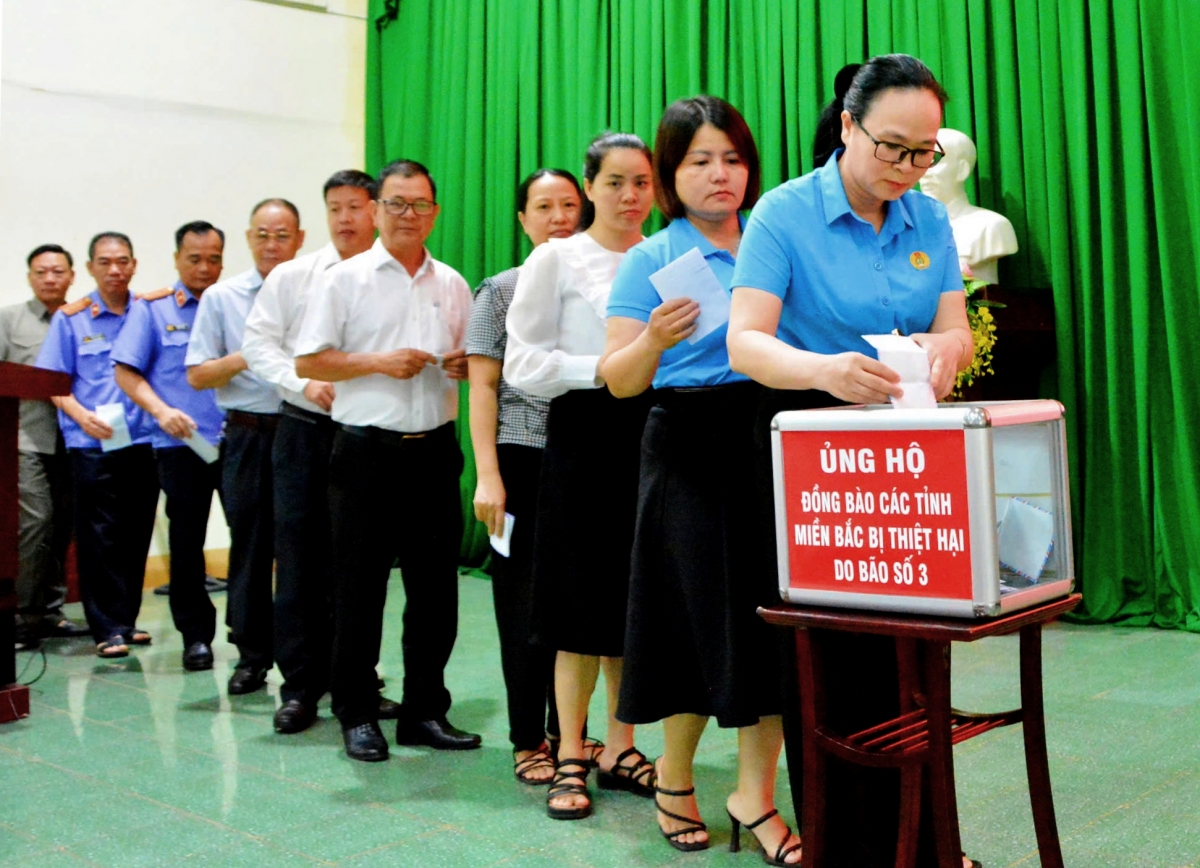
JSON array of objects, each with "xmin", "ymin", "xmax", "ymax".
[{"xmin": 770, "ymin": 400, "xmax": 1075, "ymax": 618}]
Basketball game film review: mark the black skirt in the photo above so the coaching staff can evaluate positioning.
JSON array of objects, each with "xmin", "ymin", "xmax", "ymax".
[
  {"xmin": 529, "ymin": 387, "xmax": 653, "ymax": 657},
  {"xmin": 618, "ymin": 382, "xmax": 785, "ymax": 728}
]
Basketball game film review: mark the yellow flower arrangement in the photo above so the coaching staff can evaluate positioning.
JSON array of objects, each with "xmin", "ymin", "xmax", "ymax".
[{"xmin": 952, "ymin": 275, "xmax": 1003, "ymax": 398}]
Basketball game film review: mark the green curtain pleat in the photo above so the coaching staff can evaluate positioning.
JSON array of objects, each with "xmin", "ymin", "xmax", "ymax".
[{"xmin": 365, "ymin": 0, "xmax": 1200, "ymax": 630}]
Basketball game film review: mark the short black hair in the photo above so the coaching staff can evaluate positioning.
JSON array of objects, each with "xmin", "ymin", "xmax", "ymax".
[
  {"xmin": 323, "ymin": 169, "xmax": 378, "ymax": 200},
  {"xmin": 813, "ymin": 55, "xmax": 950, "ymax": 168},
  {"xmin": 249, "ymin": 198, "xmax": 301, "ymax": 226},
  {"xmin": 378, "ymin": 159, "xmax": 437, "ymax": 201},
  {"xmin": 26, "ymin": 244, "xmax": 73, "ymax": 269},
  {"xmin": 516, "ymin": 168, "xmax": 582, "ymax": 213},
  {"xmin": 579, "ymin": 132, "xmax": 652, "ymax": 231},
  {"xmin": 88, "ymin": 232, "xmax": 134, "ymax": 261},
  {"xmin": 175, "ymin": 221, "xmax": 225, "ymax": 251},
  {"xmin": 653, "ymin": 95, "xmax": 760, "ymax": 220}
]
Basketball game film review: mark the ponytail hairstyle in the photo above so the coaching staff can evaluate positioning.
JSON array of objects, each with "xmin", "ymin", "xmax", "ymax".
[
  {"xmin": 578, "ymin": 131, "xmax": 652, "ymax": 231},
  {"xmin": 811, "ymin": 55, "xmax": 949, "ymax": 169}
]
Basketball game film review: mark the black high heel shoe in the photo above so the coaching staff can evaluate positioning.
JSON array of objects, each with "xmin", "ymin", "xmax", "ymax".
[{"xmin": 727, "ymin": 807, "xmax": 802, "ymax": 866}]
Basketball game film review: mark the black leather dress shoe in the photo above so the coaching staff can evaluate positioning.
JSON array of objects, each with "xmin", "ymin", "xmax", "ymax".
[
  {"xmin": 377, "ymin": 695, "xmax": 402, "ymax": 720},
  {"xmin": 228, "ymin": 666, "xmax": 268, "ymax": 695},
  {"xmin": 395, "ymin": 717, "xmax": 482, "ymax": 751},
  {"xmin": 182, "ymin": 641, "xmax": 214, "ymax": 671},
  {"xmin": 343, "ymin": 722, "xmax": 389, "ymax": 762},
  {"xmin": 274, "ymin": 699, "xmax": 317, "ymax": 734}
]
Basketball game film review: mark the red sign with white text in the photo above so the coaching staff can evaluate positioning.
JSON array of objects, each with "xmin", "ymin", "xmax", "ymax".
[{"xmin": 779, "ymin": 428, "xmax": 973, "ymax": 600}]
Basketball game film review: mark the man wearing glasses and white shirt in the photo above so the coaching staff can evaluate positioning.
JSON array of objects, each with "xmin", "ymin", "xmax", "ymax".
[
  {"xmin": 294, "ymin": 159, "xmax": 479, "ymax": 762},
  {"xmin": 242, "ymin": 170, "xmax": 400, "ymax": 735}
]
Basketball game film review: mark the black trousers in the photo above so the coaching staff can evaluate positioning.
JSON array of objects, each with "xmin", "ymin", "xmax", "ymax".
[
  {"xmin": 156, "ymin": 445, "xmax": 220, "ymax": 647},
  {"xmin": 272, "ymin": 404, "xmax": 335, "ymax": 705},
  {"xmin": 71, "ymin": 445, "xmax": 159, "ymax": 642},
  {"xmin": 493, "ymin": 444, "xmax": 559, "ymax": 750},
  {"xmin": 327, "ymin": 423, "xmax": 463, "ymax": 727},
  {"xmin": 221, "ymin": 413, "xmax": 277, "ymax": 670}
]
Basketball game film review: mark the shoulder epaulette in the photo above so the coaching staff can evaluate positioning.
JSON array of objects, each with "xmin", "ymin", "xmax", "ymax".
[
  {"xmin": 61, "ymin": 297, "xmax": 91, "ymax": 316},
  {"xmin": 136, "ymin": 287, "xmax": 174, "ymax": 302}
]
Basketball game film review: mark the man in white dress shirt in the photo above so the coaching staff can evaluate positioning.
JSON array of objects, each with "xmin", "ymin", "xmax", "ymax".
[
  {"xmin": 186, "ymin": 200, "xmax": 301, "ymax": 695},
  {"xmin": 242, "ymin": 170, "xmax": 394, "ymax": 735},
  {"xmin": 294, "ymin": 159, "xmax": 479, "ymax": 762}
]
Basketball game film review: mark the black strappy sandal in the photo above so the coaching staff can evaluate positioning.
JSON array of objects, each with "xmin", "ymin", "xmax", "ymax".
[
  {"xmin": 513, "ymin": 744, "xmax": 555, "ymax": 786},
  {"xmin": 547, "ymin": 734, "xmax": 605, "ymax": 767},
  {"xmin": 597, "ymin": 746, "xmax": 656, "ymax": 798},
  {"xmin": 656, "ymin": 782, "xmax": 709, "ymax": 852},
  {"xmin": 546, "ymin": 758, "xmax": 592, "ymax": 820},
  {"xmin": 728, "ymin": 807, "xmax": 802, "ymax": 866}
]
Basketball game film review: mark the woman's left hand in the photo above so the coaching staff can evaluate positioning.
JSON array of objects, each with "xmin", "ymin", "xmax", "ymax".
[{"xmin": 912, "ymin": 331, "xmax": 966, "ymax": 399}]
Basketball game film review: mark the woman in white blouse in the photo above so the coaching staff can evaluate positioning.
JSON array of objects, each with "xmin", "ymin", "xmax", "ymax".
[{"xmin": 504, "ymin": 132, "xmax": 657, "ymax": 821}]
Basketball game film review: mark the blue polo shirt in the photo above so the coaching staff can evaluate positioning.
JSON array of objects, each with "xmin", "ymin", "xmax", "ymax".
[
  {"xmin": 185, "ymin": 268, "xmax": 279, "ymax": 413},
  {"xmin": 607, "ymin": 216, "xmax": 749, "ymax": 388},
  {"xmin": 34, "ymin": 290, "xmax": 154, "ymax": 450},
  {"xmin": 110, "ymin": 281, "xmax": 225, "ymax": 449},
  {"xmin": 732, "ymin": 149, "xmax": 962, "ymax": 357}
]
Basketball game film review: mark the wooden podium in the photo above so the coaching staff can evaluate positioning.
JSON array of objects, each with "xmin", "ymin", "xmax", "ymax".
[{"xmin": 1, "ymin": 361, "xmax": 71, "ymax": 723}]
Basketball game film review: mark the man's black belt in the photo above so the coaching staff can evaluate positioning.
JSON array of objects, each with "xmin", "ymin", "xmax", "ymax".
[
  {"xmin": 226, "ymin": 410, "xmax": 279, "ymax": 430},
  {"xmin": 279, "ymin": 401, "xmax": 331, "ymax": 425},
  {"xmin": 338, "ymin": 422, "xmax": 452, "ymax": 448}
]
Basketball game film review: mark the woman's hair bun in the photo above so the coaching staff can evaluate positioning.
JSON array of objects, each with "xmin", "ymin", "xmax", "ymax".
[{"xmin": 834, "ymin": 63, "xmax": 862, "ymax": 101}]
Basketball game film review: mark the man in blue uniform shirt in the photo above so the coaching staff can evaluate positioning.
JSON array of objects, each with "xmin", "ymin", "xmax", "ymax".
[
  {"xmin": 36, "ymin": 233, "xmax": 160, "ymax": 658},
  {"xmin": 186, "ymin": 199, "xmax": 302, "ymax": 694},
  {"xmin": 112, "ymin": 221, "xmax": 226, "ymax": 672}
]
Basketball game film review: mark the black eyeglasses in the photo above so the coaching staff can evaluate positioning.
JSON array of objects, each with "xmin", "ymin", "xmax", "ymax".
[
  {"xmin": 378, "ymin": 197, "xmax": 436, "ymax": 216},
  {"xmin": 855, "ymin": 119, "xmax": 944, "ymax": 169}
]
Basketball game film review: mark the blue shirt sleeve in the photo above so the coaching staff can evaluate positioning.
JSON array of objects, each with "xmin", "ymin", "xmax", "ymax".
[
  {"xmin": 731, "ymin": 192, "xmax": 794, "ymax": 299},
  {"xmin": 35, "ymin": 311, "xmax": 77, "ymax": 377},
  {"xmin": 110, "ymin": 298, "xmax": 154, "ymax": 373},
  {"xmin": 185, "ymin": 289, "xmax": 226, "ymax": 365},
  {"xmin": 607, "ymin": 245, "xmax": 662, "ymax": 323},
  {"xmin": 940, "ymin": 233, "xmax": 963, "ymax": 294}
]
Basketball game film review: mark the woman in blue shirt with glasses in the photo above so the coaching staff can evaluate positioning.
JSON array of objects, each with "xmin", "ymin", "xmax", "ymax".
[{"xmin": 727, "ymin": 55, "xmax": 977, "ymax": 868}]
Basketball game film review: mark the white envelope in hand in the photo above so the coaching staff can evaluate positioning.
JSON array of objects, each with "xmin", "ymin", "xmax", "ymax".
[
  {"xmin": 94, "ymin": 402, "xmax": 132, "ymax": 452},
  {"xmin": 184, "ymin": 432, "xmax": 221, "ymax": 464},
  {"xmin": 489, "ymin": 513, "xmax": 514, "ymax": 558},
  {"xmin": 861, "ymin": 334, "xmax": 936, "ymax": 409},
  {"xmin": 649, "ymin": 247, "xmax": 731, "ymax": 344}
]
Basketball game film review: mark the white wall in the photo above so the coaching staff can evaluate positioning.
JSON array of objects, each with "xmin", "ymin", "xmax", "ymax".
[{"xmin": 1, "ymin": 0, "xmax": 367, "ymax": 554}]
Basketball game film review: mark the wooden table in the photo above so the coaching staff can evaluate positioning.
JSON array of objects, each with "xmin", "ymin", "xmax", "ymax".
[
  {"xmin": 1, "ymin": 362, "xmax": 71, "ymax": 723},
  {"xmin": 760, "ymin": 593, "xmax": 1081, "ymax": 868}
]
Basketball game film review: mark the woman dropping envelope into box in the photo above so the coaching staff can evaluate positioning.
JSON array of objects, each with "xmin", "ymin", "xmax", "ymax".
[
  {"xmin": 725, "ymin": 55, "xmax": 979, "ymax": 868},
  {"xmin": 600, "ymin": 95, "xmax": 803, "ymax": 863}
]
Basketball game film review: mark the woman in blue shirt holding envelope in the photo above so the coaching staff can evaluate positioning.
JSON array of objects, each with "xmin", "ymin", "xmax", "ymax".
[
  {"xmin": 601, "ymin": 96, "xmax": 801, "ymax": 865},
  {"xmin": 726, "ymin": 55, "xmax": 977, "ymax": 868}
]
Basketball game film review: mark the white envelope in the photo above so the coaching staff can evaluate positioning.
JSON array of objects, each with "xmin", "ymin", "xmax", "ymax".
[
  {"xmin": 489, "ymin": 512, "xmax": 515, "ymax": 558},
  {"xmin": 861, "ymin": 334, "xmax": 936, "ymax": 409},
  {"xmin": 184, "ymin": 432, "xmax": 221, "ymax": 464},
  {"xmin": 997, "ymin": 498, "xmax": 1055, "ymax": 581},
  {"xmin": 94, "ymin": 402, "xmax": 132, "ymax": 452},
  {"xmin": 648, "ymin": 247, "xmax": 731, "ymax": 344}
]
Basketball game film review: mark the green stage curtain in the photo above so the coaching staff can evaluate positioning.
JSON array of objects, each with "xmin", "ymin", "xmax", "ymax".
[{"xmin": 366, "ymin": 0, "xmax": 1200, "ymax": 629}]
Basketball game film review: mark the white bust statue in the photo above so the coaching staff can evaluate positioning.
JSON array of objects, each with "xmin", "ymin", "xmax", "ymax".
[{"xmin": 920, "ymin": 128, "xmax": 1018, "ymax": 284}]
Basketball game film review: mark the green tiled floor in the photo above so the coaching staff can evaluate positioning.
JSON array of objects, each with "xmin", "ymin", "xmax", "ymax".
[{"xmin": 2, "ymin": 575, "xmax": 1198, "ymax": 866}]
